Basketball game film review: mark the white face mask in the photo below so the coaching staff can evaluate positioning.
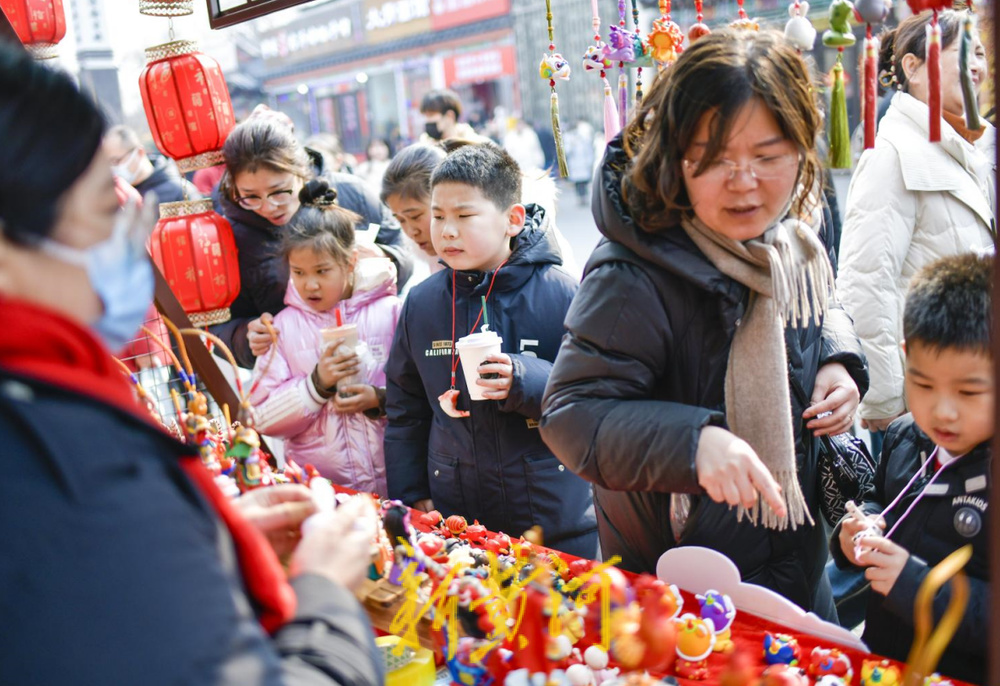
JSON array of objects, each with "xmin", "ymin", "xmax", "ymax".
[
  {"xmin": 40, "ymin": 192, "xmax": 158, "ymax": 352},
  {"xmin": 111, "ymin": 148, "xmax": 140, "ymax": 185}
]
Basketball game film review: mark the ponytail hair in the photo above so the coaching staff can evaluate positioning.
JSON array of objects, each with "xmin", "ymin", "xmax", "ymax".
[
  {"xmin": 878, "ymin": 10, "xmax": 963, "ymax": 95},
  {"xmin": 281, "ymin": 179, "xmax": 361, "ymax": 267}
]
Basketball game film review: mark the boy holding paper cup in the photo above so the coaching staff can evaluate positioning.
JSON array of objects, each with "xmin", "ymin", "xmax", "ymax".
[{"xmin": 384, "ymin": 143, "xmax": 598, "ymax": 558}]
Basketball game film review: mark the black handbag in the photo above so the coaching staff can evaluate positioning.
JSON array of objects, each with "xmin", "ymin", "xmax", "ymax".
[{"xmin": 789, "ymin": 372, "xmax": 878, "ymax": 526}]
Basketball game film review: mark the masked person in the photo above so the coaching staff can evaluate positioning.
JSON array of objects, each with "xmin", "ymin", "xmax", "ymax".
[
  {"xmin": 103, "ymin": 124, "xmax": 201, "ymax": 206},
  {"xmin": 0, "ymin": 43, "xmax": 382, "ymax": 686},
  {"xmin": 418, "ymin": 89, "xmax": 483, "ymax": 143}
]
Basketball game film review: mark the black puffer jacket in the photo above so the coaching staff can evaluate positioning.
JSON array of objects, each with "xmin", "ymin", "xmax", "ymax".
[
  {"xmin": 831, "ymin": 415, "xmax": 989, "ymax": 684},
  {"xmin": 135, "ymin": 155, "xmax": 201, "ymax": 206},
  {"xmin": 540, "ymin": 137, "xmax": 868, "ymax": 620},
  {"xmin": 210, "ymin": 149, "xmax": 414, "ymax": 368}
]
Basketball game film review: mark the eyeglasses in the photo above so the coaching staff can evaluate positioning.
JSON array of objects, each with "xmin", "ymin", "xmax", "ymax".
[
  {"xmin": 236, "ymin": 189, "xmax": 296, "ymax": 211},
  {"xmin": 682, "ymin": 153, "xmax": 799, "ymax": 183}
]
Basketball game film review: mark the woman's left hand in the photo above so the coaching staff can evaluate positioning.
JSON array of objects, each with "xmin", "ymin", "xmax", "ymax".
[{"xmin": 803, "ymin": 362, "xmax": 860, "ymax": 436}]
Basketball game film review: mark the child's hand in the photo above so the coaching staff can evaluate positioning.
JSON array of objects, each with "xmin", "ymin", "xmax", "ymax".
[
  {"xmin": 695, "ymin": 426, "xmax": 787, "ymax": 518},
  {"xmin": 839, "ymin": 511, "xmax": 886, "ymax": 565},
  {"xmin": 316, "ymin": 347, "xmax": 360, "ymax": 390},
  {"xmin": 476, "ymin": 353, "xmax": 514, "ymax": 401},
  {"xmin": 248, "ymin": 313, "xmax": 279, "ymax": 357},
  {"xmin": 333, "ymin": 385, "xmax": 379, "ymax": 414},
  {"xmin": 803, "ymin": 362, "xmax": 860, "ymax": 436},
  {"xmin": 858, "ymin": 536, "xmax": 910, "ymax": 596}
]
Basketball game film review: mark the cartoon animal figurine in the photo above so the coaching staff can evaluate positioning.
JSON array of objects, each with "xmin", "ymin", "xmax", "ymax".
[
  {"xmin": 609, "ymin": 578, "xmax": 678, "ymax": 674},
  {"xmin": 583, "ymin": 645, "xmax": 620, "ymax": 686},
  {"xmin": 605, "ymin": 25, "xmax": 636, "ymax": 63},
  {"xmin": 763, "ymin": 632, "xmax": 801, "ymax": 666},
  {"xmin": 854, "ymin": 0, "xmax": 890, "ymax": 25},
  {"xmin": 860, "ymin": 659, "xmax": 902, "ymax": 686},
  {"xmin": 462, "ymin": 520, "xmax": 489, "ymax": 547},
  {"xmin": 922, "ymin": 674, "xmax": 954, "ymax": 686},
  {"xmin": 674, "ymin": 613, "xmax": 715, "ymax": 680},
  {"xmin": 539, "ymin": 53, "xmax": 571, "ymax": 81},
  {"xmin": 697, "ymin": 589, "xmax": 736, "ymax": 653},
  {"xmin": 381, "ymin": 500, "xmax": 423, "ymax": 585},
  {"xmin": 807, "ymin": 647, "xmax": 853, "ymax": 683},
  {"xmin": 444, "ymin": 514, "xmax": 468, "ymax": 537},
  {"xmin": 227, "ymin": 425, "xmax": 270, "ymax": 493},
  {"xmin": 760, "ymin": 664, "xmax": 810, "ymax": 686},
  {"xmin": 719, "ymin": 650, "xmax": 756, "ymax": 686},
  {"xmin": 822, "ymin": 0, "xmax": 857, "ymax": 47},
  {"xmin": 784, "ymin": 1, "xmax": 817, "ymax": 51},
  {"xmin": 582, "ymin": 44, "xmax": 615, "ymax": 73},
  {"xmin": 647, "ymin": 17, "xmax": 685, "ymax": 66}
]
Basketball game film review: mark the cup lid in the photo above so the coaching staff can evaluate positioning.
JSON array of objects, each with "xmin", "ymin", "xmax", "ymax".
[{"xmin": 457, "ymin": 331, "xmax": 502, "ymax": 346}]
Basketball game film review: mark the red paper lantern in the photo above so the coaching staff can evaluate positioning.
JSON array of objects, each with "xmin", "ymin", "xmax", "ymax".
[
  {"xmin": 139, "ymin": 40, "xmax": 236, "ymax": 174},
  {"xmin": 150, "ymin": 200, "xmax": 241, "ymax": 327},
  {"xmin": 0, "ymin": 0, "xmax": 67, "ymax": 59}
]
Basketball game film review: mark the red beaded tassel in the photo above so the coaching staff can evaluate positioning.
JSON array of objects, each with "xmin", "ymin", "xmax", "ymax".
[
  {"xmin": 863, "ymin": 26, "xmax": 878, "ymax": 149},
  {"xmin": 926, "ymin": 13, "xmax": 942, "ymax": 142}
]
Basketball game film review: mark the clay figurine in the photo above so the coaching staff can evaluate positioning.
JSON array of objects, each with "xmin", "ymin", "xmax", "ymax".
[
  {"xmin": 807, "ymin": 647, "xmax": 853, "ymax": 683},
  {"xmin": 784, "ymin": 1, "xmax": 817, "ymax": 51},
  {"xmin": 674, "ymin": 613, "xmax": 715, "ymax": 680},
  {"xmin": 540, "ymin": 53, "xmax": 571, "ymax": 81},
  {"xmin": 763, "ymin": 632, "xmax": 801, "ymax": 666},
  {"xmin": 697, "ymin": 589, "xmax": 736, "ymax": 653},
  {"xmin": 822, "ymin": 0, "xmax": 857, "ymax": 48},
  {"xmin": 860, "ymin": 660, "xmax": 901, "ymax": 686}
]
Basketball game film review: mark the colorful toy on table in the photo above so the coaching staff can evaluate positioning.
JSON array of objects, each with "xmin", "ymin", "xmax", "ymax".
[
  {"xmin": 382, "ymin": 500, "xmax": 424, "ymax": 585},
  {"xmin": 922, "ymin": 675, "xmax": 954, "ymax": 686},
  {"xmin": 814, "ymin": 676, "xmax": 850, "ymax": 686},
  {"xmin": 377, "ymin": 635, "xmax": 436, "ymax": 686},
  {"xmin": 581, "ymin": 646, "xmax": 620, "ymax": 686},
  {"xmin": 610, "ymin": 574, "xmax": 678, "ymax": 673},
  {"xmin": 760, "ymin": 664, "xmax": 810, "ymax": 686},
  {"xmin": 763, "ymin": 633, "xmax": 800, "ymax": 666},
  {"xmin": 673, "ymin": 613, "xmax": 716, "ymax": 680},
  {"xmin": 697, "ymin": 589, "xmax": 736, "ymax": 653},
  {"xmin": 445, "ymin": 514, "xmax": 468, "ymax": 537},
  {"xmin": 718, "ymin": 650, "xmax": 756, "ymax": 686},
  {"xmin": 807, "ymin": 647, "xmax": 853, "ymax": 683},
  {"xmin": 484, "ymin": 530, "xmax": 512, "ymax": 556},
  {"xmin": 783, "ymin": 1, "xmax": 817, "ymax": 52},
  {"xmin": 860, "ymin": 659, "xmax": 902, "ymax": 686}
]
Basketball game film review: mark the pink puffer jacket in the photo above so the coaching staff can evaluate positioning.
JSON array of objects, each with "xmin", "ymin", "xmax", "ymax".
[{"xmin": 249, "ymin": 258, "xmax": 403, "ymax": 496}]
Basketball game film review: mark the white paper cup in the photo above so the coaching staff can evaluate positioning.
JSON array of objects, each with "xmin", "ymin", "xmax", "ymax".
[
  {"xmin": 320, "ymin": 324, "xmax": 362, "ymax": 392},
  {"xmin": 456, "ymin": 331, "xmax": 503, "ymax": 401}
]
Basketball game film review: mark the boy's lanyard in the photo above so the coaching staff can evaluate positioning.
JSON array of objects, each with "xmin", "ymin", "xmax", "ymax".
[
  {"xmin": 449, "ymin": 260, "xmax": 508, "ymax": 390},
  {"xmin": 881, "ymin": 446, "xmax": 961, "ymax": 540}
]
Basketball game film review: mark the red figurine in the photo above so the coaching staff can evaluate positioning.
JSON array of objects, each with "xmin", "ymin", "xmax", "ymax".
[{"xmin": 445, "ymin": 515, "xmax": 468, "ymax": 537}]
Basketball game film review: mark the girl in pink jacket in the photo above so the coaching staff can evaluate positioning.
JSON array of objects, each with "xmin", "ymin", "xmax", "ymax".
[{"xmin": 250, "ymin": 180, "xmax": 402, "ymax": 496}]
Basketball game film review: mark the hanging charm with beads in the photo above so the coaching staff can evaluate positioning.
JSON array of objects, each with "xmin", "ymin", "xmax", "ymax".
[
  {"xmin": 539, "ymin": 0, "xmax": 571, "ymax": 177},
  {"xmin": 823, "ymin": 0, "xmax": 856, "ymax": 168},
  {"xmin": 582, "ymin": 0, "xmax": 621, "ymax": 142},
  {"xmin": 784, "ymin": 1, "xmax": 816, "ymax": 52},
  {"xmin": 730, "ymin": 0, "xmax": 760, "ymax": 30},
  {"xmin": 606, "ymin": 0, "xmax": 634, "ymax": 129},
  {"xmin": 689, "ymin": 0, "xmax": 711, "ymax": 43},
  {"xmin": 648, "ymin": 0, "xmax": 685, "ymax": 69}
]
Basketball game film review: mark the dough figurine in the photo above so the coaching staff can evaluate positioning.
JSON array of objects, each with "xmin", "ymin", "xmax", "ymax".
[
  {"xmin": 763, "ymin": 633, "xmax": 800, "ymax": 666},
  {"xmin": 674, "ymin": 613, "xmax": 715, "ymax": 680},
  {"xmin": 697, "ymin": 589, "xmax": 736, "ymax": 653}
]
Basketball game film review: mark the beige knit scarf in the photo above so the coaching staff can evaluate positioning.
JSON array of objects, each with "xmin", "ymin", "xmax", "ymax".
[{"xmin": 679, "ymin": 213, "xmax": 834, "ymax": 530}]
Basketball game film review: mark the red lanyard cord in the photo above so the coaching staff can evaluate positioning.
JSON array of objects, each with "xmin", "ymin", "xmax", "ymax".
[{"xmin": 450, "ymin": 259, "xmax": 508, "ymax": 389}]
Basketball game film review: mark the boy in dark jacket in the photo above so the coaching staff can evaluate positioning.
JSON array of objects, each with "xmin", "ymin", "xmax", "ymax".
[
  {"xmin": 832, "ymin": 253, "xmax": 992, "ymax": 684},
  {"xmin": 384, "ymin": 144, "xmax": 597, "ymax": 557}
]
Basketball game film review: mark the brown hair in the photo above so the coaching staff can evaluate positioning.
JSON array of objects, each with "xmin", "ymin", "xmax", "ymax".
[
  {"xmin": 281, "ymin": 179, "xmax": 360, "ymax": 268},
  {"xmin": 878, "ymin": 10, "xmax": 963, "ymax": 94},
  {"xmin": 623, "ymin": 29, "xmax": 821, "ymax": 233},
  {"xmin": 379, "ymin": 138, "xmax": 478, "ymax": 205},
  {"xmin": 419, "ymin": 89, "xmax": 462, "ymax": 118},
  {"xmin": 220, "ymin": 118, "xmax": 312, "ymax": 204}
]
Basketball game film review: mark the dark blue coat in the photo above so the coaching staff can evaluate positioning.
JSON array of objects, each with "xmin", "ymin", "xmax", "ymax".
[
  {"xmin": 210, "ymin": 149, "xmax": 414, "ymax": 368},
  {"xmin": 0, "ymin": 370, "xmax": 382, "ymax": 686},
  {"xmin": 384, "ymin": 206, "xmax": 597, "ymax": 557}
]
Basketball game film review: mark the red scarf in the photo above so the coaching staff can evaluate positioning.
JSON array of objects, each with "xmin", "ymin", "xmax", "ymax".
[{"xmin": 0, "ymin": 296, "xmax": 295, "ymax": 633}]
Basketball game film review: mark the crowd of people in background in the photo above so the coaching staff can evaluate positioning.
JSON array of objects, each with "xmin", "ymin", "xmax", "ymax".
[{"xmin": 1, "ymin": 9, "xmax": 996, "ymax": 684}]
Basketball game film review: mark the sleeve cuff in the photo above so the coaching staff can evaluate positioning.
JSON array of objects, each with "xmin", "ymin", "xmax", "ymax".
[{"xmin": 302, "ymin": 374, "xmax": 330, "ymax": 409}]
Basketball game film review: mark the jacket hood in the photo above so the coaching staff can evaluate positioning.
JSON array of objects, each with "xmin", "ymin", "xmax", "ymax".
[
  {"xmin": 283, "ymin": 256, "xmax": 398, "ymax": 318},
  {"xmin": 509, "ymin": 203, "xmax": 564, "ymax": 268},
  {"xmin": 592, "ymin": 136, "xmax": 735, "ymax": 298}
]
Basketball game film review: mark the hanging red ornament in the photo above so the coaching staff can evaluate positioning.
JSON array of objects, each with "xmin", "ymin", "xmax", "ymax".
[
  {"xmin": 138, "ymin": 40, "xmax": 237, "ymax": 173},
  {"xmin": 0, "ymin": 0, "xmax": 66, "ymax": 59},
  {"xmin": 149, "ymin": 200, "xmax": 242, "ymax": 327},
  {"xmin": 689, "ymin": 0, "xmax": 710, "ymax": 42},
  {"xmin": 730, "ymin": 0, "xmax": 760, "ymax": 30},
  {"xmin": 906, "ymin": 1, "xmax": 951, "ymax": 142},
  {"xmin": 854, "ymin": 0, "xmax": 890, "ymax": 149}
]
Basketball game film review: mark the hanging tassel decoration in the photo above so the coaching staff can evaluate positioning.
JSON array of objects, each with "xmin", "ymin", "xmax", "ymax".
[
  {"xmin": 648, "ymin": 0, "xmax": 685, "ymax": 70},
  {"xmin": 540, "ymin": 0, "xmax": 570, "ymax": 177},
  {"xmin": 926, "ymin": 15, "xmax": 942, "ymax": 142},
  {"xmin": 959, "ymin": 9, "xmax": 982, "ymax": 131},
  {"xmin": 689, "ymin": 0, "xmax": 711, "ymax": 42},
  {"xmin": 828, "ymin": 54, "xmax": 852, "ymax": 168},
  {"xmin": 630, "ymin": 0, "xmax": 650, "ymax": 103},
  {"xmin": 823, "ymin": 0, "xmax": 856, "ymax": 168},
  {"xmin": 854, "ymin": 0, "xmax": 889, "ymax": 148},
  {"xmin": 609, "ymin": 0, "xmax": 633, "ymax": 129},
  {"xmin": 583, "ymin": 0, "xmax": 619, "ymax": 141}
]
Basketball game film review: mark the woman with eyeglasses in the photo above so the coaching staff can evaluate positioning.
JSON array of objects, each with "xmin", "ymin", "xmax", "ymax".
[
  {"xmin": 212, "ymin": 117, "xmax": 414, "ymax": 368},
  {"xmin": 540, "ymin": 29, "xmax": 868, "ymax": 621},
  {"xmin": 838, "ymin": 10, "xmax": 994, "ymax": 456}
]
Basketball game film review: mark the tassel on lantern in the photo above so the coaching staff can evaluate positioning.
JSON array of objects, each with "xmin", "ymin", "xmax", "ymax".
[
  {"xmin": 959, "ymin": 11, "xmax": 982, "ymax": 131},
  {"xmin": 618, "ymin": 70, "xmax": 628, "ymax": 129},
  {"xmin": 551, "ymin": 92, "xmax": 569, "ymax": 177},
  {"xmin": 863, "ymin": 32, "xmax": 879, "ymax": 149},
  {"xmin": 828, "ymin": 56, "xmax": 851, "ymax": 168},
  {"xmin": 926, "ymin": 18, "xmax": 942, "ymax": 142}
]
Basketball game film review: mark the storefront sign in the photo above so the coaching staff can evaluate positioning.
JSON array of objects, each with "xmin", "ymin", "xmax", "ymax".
[
  {"xmin": 363, "ymin": 0, "xmax": 432, "ymax": 42},
  {"xmin": 258, "ymin": 2, "xmax": 360, "ymax": 66},
  {"xmin": 430, "ymin": 0, "xmax": 510, "ymax": 31},
  {"xmin": 442, "ymin": 44, "xmax": 516, "ymax": 86}
]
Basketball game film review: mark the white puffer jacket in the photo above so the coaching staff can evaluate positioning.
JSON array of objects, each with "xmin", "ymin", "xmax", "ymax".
[{"xmin": 838, "ymin": 92, "xmax": 995, "ymax": 421}]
